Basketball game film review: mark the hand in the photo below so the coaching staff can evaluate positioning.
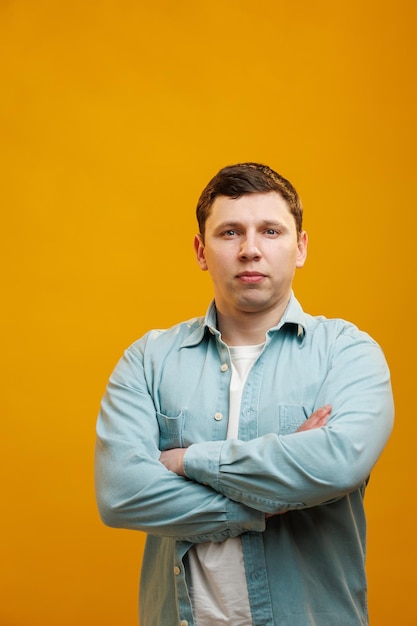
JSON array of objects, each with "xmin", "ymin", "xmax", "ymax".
[
  {"xmin": 159, "ymin": 448, "xmax": 187, "ymax": 476},
  {"xmin": 296, "ymin": 404, "xmax": 331, "ymax": 432},
  {"xmin": 266, "ymin": 405, "xmax": 332, "ymax": 520}
]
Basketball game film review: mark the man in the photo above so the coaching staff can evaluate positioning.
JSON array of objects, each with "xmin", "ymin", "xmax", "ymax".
[{"xmin": 95, "ymin": 163, "xmax": 394, "ymax": 626}]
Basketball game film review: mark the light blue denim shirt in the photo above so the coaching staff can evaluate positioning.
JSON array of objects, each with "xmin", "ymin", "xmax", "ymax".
[{"xmin": 95, "ymin": 294, "xmax": 394, "ymax": 626}]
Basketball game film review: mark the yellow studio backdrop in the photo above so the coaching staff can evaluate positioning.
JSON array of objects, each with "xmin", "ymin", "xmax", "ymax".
[{"xmin": 1, "ymin": 1, "xmax": 415, "ymax": 624}]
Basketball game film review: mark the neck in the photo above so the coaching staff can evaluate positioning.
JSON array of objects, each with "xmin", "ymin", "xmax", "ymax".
[{"xmin": 216, "ymin": 301, "xmax": 289, "ymax": 346}]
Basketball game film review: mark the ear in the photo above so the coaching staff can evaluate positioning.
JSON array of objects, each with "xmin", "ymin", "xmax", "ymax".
[
  {"xmin": 296, "ymin": 231, "xmax": 308, "ymax": 268},
  {"xmin": 194, "ymin": 234, "xmax": 208, "ymax": 271}
]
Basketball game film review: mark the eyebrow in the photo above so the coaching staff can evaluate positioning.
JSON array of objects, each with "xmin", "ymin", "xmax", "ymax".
[{"xmin": 215, "ymin": 220, "xmax": 287, "ymax": 231}]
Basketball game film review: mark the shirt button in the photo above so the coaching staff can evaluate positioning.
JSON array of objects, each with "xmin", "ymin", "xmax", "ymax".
[
  {"xmin": 173, "ymin": 566, "xmax": 181, "ymax": 575},
  {"xmin": 180, "ymin": 621, "xmax": 188, "ymax": 626},
  {"xmin": 220, "ymin": 363, "xmax": 229, "ymax": 372},
  {"xmin": 214, "ymin": 412, "xmax": 223, "ymax": 421}
]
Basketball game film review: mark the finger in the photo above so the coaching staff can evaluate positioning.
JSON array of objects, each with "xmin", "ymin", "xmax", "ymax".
[
  {"xmin": 316, "ymin": 404, "xmax": 332, "ymax": 417},
  {"xmin": 313, "ymin": 406, "xmax": 331, "ymax": 423},
  {"xmin": 296, "ymin": 405, "xmax": 332, "ymax": 432}
]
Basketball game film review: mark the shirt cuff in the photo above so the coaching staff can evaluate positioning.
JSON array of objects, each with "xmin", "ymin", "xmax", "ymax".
[
  {"xmin": 184, "ymin": 440, "xmax": 224, "ymax": 489},
  {"xmin": 184, "ymin": 441, "xmax": 265, "ymax": 534}
]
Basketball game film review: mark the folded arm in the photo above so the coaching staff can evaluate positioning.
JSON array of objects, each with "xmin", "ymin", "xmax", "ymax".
[
  {"xmin": 95, "ymin": 345, "xmax": 265, "ymax": 542},
  {"xmin": 160, "ymin": 404, "xmax": 332, "ymax": 476},
  {"xmin": 176, "ymin": 335, "xmax": 394, "ymax": 513}
]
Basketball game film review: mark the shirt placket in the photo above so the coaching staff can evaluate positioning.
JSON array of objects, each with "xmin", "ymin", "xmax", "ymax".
[{"xmin": 239, "ymin": 356, "xmax": 275, "ymax": 625}]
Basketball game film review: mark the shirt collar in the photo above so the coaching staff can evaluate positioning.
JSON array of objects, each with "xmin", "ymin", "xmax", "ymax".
[
  {"xmin": 271, "ymin": 292, "xmax": 307, "ymax": 339},
  {"xmin": 181, "ymin": 293, "xmax": 307, "ymax": 348}
]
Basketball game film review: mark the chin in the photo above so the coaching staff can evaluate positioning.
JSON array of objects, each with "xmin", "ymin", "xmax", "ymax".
[{"xmin": 237, "ymin": 299, "xmax": 272, "ymax": 313}]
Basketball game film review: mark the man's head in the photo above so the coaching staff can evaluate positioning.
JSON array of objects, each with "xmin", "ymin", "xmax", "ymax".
[
  {"xmin": 194, "ymin": 163, "xmax": 308, "ymax": 328},
  {"xmin": 196, "ymin": 162, "xmax": 303, "ymax": 241}
]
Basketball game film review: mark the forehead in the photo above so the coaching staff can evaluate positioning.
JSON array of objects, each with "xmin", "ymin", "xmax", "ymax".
[{"xmin": 208, "ymin": 191, "xmax": 294, "ymax": 226}]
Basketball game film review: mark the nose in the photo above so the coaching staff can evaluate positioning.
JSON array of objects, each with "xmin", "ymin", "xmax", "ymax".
[{"xmin": 238, "ymin": 235, "xmax": 261, "ymax": 261}]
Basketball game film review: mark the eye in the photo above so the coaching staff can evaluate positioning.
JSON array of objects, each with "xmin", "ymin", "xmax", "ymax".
[
  {"xmin": 222, "ymin": 229, "xmax": 239, "ymax": 237},
  {"xmin": 264, "ymin": 228, "xmax": 280, "ymax": 236}
]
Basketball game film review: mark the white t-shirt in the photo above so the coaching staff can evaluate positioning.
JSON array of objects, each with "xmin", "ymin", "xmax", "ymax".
[{"xmin": 188, "ymin": 344, "xmax": 264, "ymax": 626}]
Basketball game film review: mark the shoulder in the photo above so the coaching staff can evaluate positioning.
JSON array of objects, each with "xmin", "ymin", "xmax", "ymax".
[
  {"xmin": 301, "ymin": 313, "xmax": 389, "ymax": 375},
  {"xmin": 287, "ymin": 295, "xmax": 379, "ymax": 349},
  {"xmin": 305, "ymin": 313, "xmax": 379, "ymax": 346},
  {"xmin": 108, "ymin": 316, "xmax": 206, "ymax": 381},
  {"xmin": 127, "ymin": 315, "xmax": 205, "ymax": 354}
]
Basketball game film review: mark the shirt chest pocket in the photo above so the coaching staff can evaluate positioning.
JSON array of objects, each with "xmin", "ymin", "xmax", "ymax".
[
  {"xmin": 156, "ymin": 410, "xmax": 185, "ymax": 450},
  {"xmin": 279, "ymin": 404, "xmax": 309, "ymax": 435}
]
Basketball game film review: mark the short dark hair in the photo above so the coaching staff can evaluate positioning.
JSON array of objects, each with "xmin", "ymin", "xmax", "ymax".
[{"xmin": 196, "ymin": 162, "xmax": 303, "ymax": 240}]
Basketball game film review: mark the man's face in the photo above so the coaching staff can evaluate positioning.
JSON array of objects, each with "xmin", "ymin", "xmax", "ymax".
[{"xmin": 194, "ymin": 191, "xmax": 307, "ymax": 318}]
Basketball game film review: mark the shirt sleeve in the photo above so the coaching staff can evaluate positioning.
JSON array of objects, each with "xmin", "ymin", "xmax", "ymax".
[
  {"xmin": 94, "ymin": 342, "xmax": 265, "ymax": 542},
  {"xmin": 183, "ymin": 328, "xmax": 394, "ymax": 513}
]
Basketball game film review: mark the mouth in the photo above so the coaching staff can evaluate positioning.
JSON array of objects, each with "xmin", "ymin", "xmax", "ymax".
[{"xmin": 236, "ymin": 271, "xmax": 266, "ymax": 284}]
